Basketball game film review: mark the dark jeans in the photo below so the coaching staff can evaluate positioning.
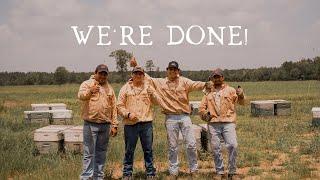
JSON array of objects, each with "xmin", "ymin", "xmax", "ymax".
[{"xmin": 123, "ymin": 121, "xmax": 156, "ymax": 176}]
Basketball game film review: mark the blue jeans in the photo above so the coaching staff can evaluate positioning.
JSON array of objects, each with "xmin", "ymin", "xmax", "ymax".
[
  {"xmin": 208, "ymin": 122, "xmax": 238, "ymax": 175},
  {"xmin": 80, "ymin": 121, "xmax": 110, "ymax": 180},
  {"xmin": 123, "ymin": 121, "xmax": 156, "ymax": 177},
  {"xmin": 165, "ymin": 114, "xmax": 198, "ymax": 175}
]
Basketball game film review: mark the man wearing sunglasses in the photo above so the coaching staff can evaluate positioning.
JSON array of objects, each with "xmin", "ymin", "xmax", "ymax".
[
  {"xmin": 130, "ymin": 58, "xmax": 210, "ymax": 178},
  {"xmin": 78, "ymin": 64, "xmax": 118, "ymax": 180}
]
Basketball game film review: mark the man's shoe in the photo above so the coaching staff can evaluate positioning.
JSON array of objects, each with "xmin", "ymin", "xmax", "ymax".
[
  {"xmin": 122, "ymin": 175, "xmax": 133, "ymax": 180},
  {"xmin": 146, "ymin": 175, "xmax": 155, "ymax": 180}
]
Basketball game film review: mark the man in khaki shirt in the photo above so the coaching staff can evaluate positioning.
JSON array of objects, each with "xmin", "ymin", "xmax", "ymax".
[
  {"xmin": 117, "ymin": 66, "xmax": 165, "ymax": 180},
  {"xmin": 78, "ymin": 64, "xmax": 118, "ymax": 180},
  {"xmin": 130, "ymin": 58, "xmax": 209, "ymax": 177},
  {"xmin": 199, "ymin": 68, "xmax": 244, "ymax": 179}
]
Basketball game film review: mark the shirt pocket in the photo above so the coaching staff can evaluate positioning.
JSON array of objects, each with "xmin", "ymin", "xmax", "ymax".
[{"xmin": 176, "ymin": 87, "xmax": 188, "ymax": 103}]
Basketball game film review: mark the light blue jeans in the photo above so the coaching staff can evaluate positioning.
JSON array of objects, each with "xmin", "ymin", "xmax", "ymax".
[
  {"xmin": 208, "ymin": 122, "xmax": 238, "ymax": 175},
  {"xmin": 80, "ymin": 121, "xmax": 110, "ymax": 180},
  {"xmin": 165, "ymin": 114, "xmax": 198, "ymax": 175}
]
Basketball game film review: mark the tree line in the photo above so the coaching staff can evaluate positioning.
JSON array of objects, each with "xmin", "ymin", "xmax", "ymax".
[{"xmin": 0, "ymin": 50, "xmax": 319, "ymax": 86}]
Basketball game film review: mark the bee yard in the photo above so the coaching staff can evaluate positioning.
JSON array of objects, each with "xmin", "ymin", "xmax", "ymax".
[
  {"xmin": 49, "ymin": 103, "xmax": 67, "ymax": 110},
  {"xmin": 63, "ymin": 126, "xmax": 83, "ymax": 153},
  {"xmin": 31, "ymin": 104, "xmax": 50, "ymax": 111},
  {"xmin": 251, "ymin": 101, "xmax": 275, "ymax": 116},
  {"xmin": 34, "ymin": 125, "xmax": 73, "ymax": 154},
  {"xmin": 190, "ymin": 101, "xmax": 201, "ymax": 115},
  {"xmin": 273, "ymin": 100, "xmax": 291, "ymax": 116},
  {"xmin": 312, "ymin": 107, "xmax": 320, "ymax": 127},
  {"xmin": 50, "ymin": 110, "xmax": 73, "ymax": 125},
  {"xmin": 24, "ymin": 111, "xmax": 51, "ymax": 124}
]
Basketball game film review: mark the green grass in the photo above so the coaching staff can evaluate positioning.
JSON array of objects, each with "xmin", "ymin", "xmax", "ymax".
[{"xmin": 0, "ymin": 81, "xmax": 320, "ymax": 179}]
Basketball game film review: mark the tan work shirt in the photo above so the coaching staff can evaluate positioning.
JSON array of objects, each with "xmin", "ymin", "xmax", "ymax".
[
  {"xmin": 78, "ymin": 75, "xmax": 118, "ymax": 127},
  {"xmin": 145, "ymin": 74, "xmax": 206, "ymax": 115},
  {"xmin": 199, "ymin": 84, "xmax": 245, "ymax": 123},
  {"xmin": 117, "ymin": 80, "xmax": 164, "ymax": 125}
]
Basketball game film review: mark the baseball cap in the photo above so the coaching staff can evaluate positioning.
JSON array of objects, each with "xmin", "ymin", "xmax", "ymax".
[
  {"xmin": 132, "ymin": 66, "xmax": 145, "ymax": 73},
  {"xmin": 167, "ymin": 61, "xmax": 179, "ymax": 70},
  {"xmin": 95, "ymin": 64, "xmax": 109, "ymax": 74}
]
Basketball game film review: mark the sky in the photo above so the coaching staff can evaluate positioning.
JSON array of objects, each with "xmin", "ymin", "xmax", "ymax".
[{"xmin": 0, "ymin": 0, "xmax": 319, "ymax": 72}]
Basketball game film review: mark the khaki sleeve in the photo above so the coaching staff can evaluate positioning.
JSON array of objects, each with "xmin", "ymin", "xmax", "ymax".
[
  {"xmin": 185, "ymin": 78, "xmax": 206, "ymax": 92},
  {"xmin": 111, "ymin": 90, "xmax": 119, "ymax": 127},
  {"xmin": 199, "ymin": 95, "xmax": 208, "ymax": 116},
  {"xmin": 78, "ymin": 81, "xmax": 92, "ymax": 101},
  {"xmin": 117, "ymin": 85, "xmax": 130, "ymax": 118}
]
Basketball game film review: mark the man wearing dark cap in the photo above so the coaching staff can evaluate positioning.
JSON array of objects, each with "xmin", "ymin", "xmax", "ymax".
[
  {"xmin": 78, "ymin": 64, "xmax": 118, "ymax": 180},
  {"xmin": 117, "ymin": 66, "xmax": 166, "ymax": 179},
  {"xmin": 199, "ymin": 68, "xmax": 245, "ymax": 179},
  {"xmin": 130, "ymin": 58, "xmax": 210, "ymax": 177}
]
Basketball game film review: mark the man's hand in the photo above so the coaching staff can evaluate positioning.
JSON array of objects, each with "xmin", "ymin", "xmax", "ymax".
[
  {"xmin": 90, "ymin": 82, "xmax": 100, "ymax": 94},
  {"xmin": 203, "ymin": 81, "xmax": 213, "ymax": 95},
  {"xmin": 201, "ymin": 111, "xmax": 212, "ymax": 122},
  {"xmin": 130, "ymin": 57, "xmax": 138, "ymax": 67},
  {"xmin": 128, "ymin": 112, "xmax": 138, "ymax": 121},
  {"xmin": 147, "ymin": 85, "xmax": 155, "ymax": 95},
  {"xmin": 236, "ymin": 86, "xmax": 244, "ymax": 98},
  {"xmin": 109, "ymin": 126, "xmax": 118, "ymax": 137}
]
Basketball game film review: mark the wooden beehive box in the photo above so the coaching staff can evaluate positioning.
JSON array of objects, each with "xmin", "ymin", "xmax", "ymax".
[
  {"xmin": 312, "ymin": 107, "xmax": 320, "ymax": 127},
  {"xmin": 64, "ymin": 126, "xmax": 83, "ymax": 153},
  {"xmin": 49, "ymin": 103, "xmax": 67, "ymax": 110},
  {"xmin": 34, "ymin": 125, "xmax": 74, "ymax": 154},
  {"xmin": 272, "ymin": 100, "xmax": 291, "ymax": 116},
  {"xmin": 190, "ymin": 101, "xmax": 201, "ymax": 115},
  {"xmin": 31, "ymin": 104, "xmax": 50, "ymax": 111},
  {"xmin": 24, "ymin": 111, "xmax": 51, "ymax": 124},
  {"xmin": 251, "ymin": 101, "xmax": 275, "ymax": 116},
  {"xmin": 50, "ymin": 110, "xmax": 73, "ymax": 125}
]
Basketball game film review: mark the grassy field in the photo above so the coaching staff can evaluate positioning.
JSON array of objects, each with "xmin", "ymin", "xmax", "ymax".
[{"xmin": 0, "ymin": 81, "xmax": 319, "ymax": 179}]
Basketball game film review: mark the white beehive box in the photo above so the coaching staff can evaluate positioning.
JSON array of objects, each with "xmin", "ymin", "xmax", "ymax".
[
  {"xmin": 190, "ymin": 101, "xmax": 201, "ymax": 115},
  {"xmin": 49, "ymin": 103, "xmax": 67, "ymax": 110},
  {"xmin": 50, "ymin": 110, "xmax": 72, "ymax": 119},
  {"xmin": 31, "ymin": 104, "xmax": 50, "ymax": 111},
  {"xmin": 64, "ymin": 126, "xmax": 83, "ymax": 142},
  {"xmin": 251, "ymin": 100, "xmax": 275, "ymax": 116},
  {"xmin": 34, "ymin": 125, "xmax": 74, "ymax": 154},
  {"xmin": 64, "ymin": 126, "xmax": 83, "ymax": 153},
  {"xmin": 24, "ymin": 110, "xmax": 51, "ymax": 124},
  {"xmin": 49, "ymin": 109, "xmax": 73, "ymax": 125},
  {"xmin": 312, "ymin": 107, "xmax": 320, "ymax": 118},
  {"xmin": 34, "ymin": 125, "xmax": 74, "ymax": 141}
]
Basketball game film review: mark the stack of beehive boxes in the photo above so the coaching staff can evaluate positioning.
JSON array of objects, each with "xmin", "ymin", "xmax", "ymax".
[
  {"xmin": 251, "ymin": 100, "xmax": 291, "ymax": 117},
  {"xmin": 312, "ymin": 107, "xmax": 320, "ymax": 127},
  {"xmin": 24, "ymin": 103, "xmax": 73, "ymax": 124},
  {"xmin": 34, "ymin": 125, "xmax": 83, "ymax": 154}
]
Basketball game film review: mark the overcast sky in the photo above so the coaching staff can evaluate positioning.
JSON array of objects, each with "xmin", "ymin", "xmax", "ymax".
[{"xmin": 0, "ymin": 0, "xmax": 319, "ymax": 72}]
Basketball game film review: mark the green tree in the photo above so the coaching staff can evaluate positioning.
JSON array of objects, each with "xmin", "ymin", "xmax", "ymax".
[
  {"xmin": 54, "ymin": 66, "xmax": 69, "ymax": 85},
  {"xmin": 109, "ymin": 49, "xmax": 132, "ymax": 82}
]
